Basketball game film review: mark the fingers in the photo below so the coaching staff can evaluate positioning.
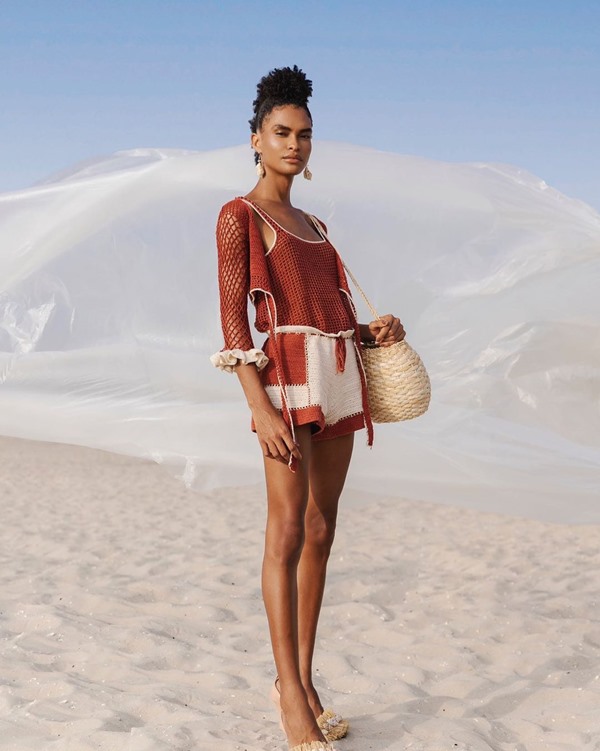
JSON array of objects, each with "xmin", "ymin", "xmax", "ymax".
[
  {"xmin": 263, "ymin": 444, "xmax": 285, "ymax": 464},
  {"xmin": 373, "ymin": 314, "xmax": 406, "ymax": 345},
  {"xmin": 264, "ymin": 445, "xmax": 301, "ymax": 465},
  {"xmin": 253, "ymin": 406, "xmax": 304, "ymax": 465},
  {"xmin": 261, "ymin": 429, "xmax": 302, "ymax": 464},
  {"xmin": 390, "ymin": 317, "xmax": 406, "ymax": 342},
  {"xmin": 272, "ymin": 436, "xmax": 302, "ymax": 463}
]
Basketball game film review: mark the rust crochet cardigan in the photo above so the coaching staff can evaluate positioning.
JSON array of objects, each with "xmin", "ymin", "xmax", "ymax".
[{"xmin": 210, "ymin": 197, "xmax": 374, "ymax": 447}]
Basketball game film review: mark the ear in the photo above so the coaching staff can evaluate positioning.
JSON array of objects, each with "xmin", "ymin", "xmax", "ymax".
[{"xmin": 250, "ymin": 132, "xmax": 260, "ymax": 152}]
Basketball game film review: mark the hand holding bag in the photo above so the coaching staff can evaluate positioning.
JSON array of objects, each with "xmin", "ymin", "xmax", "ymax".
[
  {"xmin": 308, "ymin": 215, "xmax": 431, "ymax": 422},
  {"xmin": 341, "ymin": 260, "xmax": 431, "ymax": 422}
]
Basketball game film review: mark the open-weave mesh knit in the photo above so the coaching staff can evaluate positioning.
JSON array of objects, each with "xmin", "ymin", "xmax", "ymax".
[
  {"xmin": 215, "ymin": 210, "xmax": 256, "ymax": 353},
  {"xmin": 215, "ymin": 198, "xmax": 354, "ymax": 346},
  {"xmin": 213, "ymin": 197, "xmax": 374, "ymax": 455}
]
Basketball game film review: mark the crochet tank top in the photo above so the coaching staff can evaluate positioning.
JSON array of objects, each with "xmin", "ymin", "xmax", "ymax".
[{"xmin": 238, "ymin": 198, "xmax": 355, "ymax": 335}]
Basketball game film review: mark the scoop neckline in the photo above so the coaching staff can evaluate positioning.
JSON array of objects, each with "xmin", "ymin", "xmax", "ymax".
[{"xmin": 239, "ymin": 196, "xmax": 327, "ymax": 245}]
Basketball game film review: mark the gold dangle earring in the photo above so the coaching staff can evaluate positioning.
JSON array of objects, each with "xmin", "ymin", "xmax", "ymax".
[
  {"xmin": 256, "ymin": 153, "xmax": 266, "ymax": 178},
  {"xmin": 303, "ymin": 164, "xmax": 312, "ymax": 181}
]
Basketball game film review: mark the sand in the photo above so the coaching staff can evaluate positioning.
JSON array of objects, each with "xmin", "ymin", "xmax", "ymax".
[{"xmin": 0, "ymin": 435, "xmax": 598, "ymax": 751}]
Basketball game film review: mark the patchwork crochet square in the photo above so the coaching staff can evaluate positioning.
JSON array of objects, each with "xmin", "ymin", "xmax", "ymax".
[
  {"xmin": 212, "ymin": 196, "xmax": 374, "ymax": 459},
  {"xmin": 252, "ymin": 328, "xmax": 366, "ymax": 441}
]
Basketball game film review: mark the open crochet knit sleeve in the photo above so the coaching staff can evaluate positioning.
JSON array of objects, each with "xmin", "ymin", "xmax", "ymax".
[{"xmin": 209, "ymin": 203, "xmax": 269, "ymax": 373}]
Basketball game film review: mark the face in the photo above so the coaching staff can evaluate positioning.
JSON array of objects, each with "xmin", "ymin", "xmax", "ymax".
[{"xmin": 252, "ymin": 105, "xmax": 313, "ymax": 178}]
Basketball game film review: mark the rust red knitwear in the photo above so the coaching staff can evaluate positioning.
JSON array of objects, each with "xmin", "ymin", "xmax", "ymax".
[{"xmin": 212, "ymin": 197, "xmax": 374, "ymax": 450}]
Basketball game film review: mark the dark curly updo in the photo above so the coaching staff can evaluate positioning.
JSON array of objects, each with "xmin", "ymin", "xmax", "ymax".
[{"xmin": 249, "ymin": 65, "xmax": 313, "ymax": 164}]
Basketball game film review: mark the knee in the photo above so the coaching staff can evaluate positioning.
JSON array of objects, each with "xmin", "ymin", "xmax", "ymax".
[
  {"xmin": 265, "ymin": 518, "xmax": 305, "ymax": 566},
  {"xmin": 304, "ymin": 509, "xmax": 337, "ymax": 554}
]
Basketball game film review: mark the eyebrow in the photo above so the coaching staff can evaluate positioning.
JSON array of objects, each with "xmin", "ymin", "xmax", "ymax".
[{"xmin": 271, "ymin": 124, "xmax": 313, "ymax": 133}]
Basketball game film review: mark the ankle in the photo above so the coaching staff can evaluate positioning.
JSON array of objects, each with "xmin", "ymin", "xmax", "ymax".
[
  {"xmin": 299, "ymin": 681, "xmax": 323, "ymax": 717},
  {"xmin": 277, "ymin": 678, "xmax": 308, "ymax": 702},
  {"xmin": 298, "ymin": 670, "xmax": 315, "ymax": 689}
]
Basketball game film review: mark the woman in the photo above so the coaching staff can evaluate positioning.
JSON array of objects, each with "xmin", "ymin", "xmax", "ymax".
[{"xmin": 210, "ymin": 66, "xmax": 405, "ymax": 751}]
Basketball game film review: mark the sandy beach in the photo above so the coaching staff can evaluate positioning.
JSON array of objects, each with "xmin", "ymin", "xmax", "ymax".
[{"xmin": 0, "ymin": 435, "xmax": 598, "ymax": 751}]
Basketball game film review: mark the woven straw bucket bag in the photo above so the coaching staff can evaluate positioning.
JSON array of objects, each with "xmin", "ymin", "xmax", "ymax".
[
  {"xmin": 309, "ymin": 216, "xmax": 431, "ymax": 423},
  {"xmin": 343, "ymin": 263, "xmax": 431, "ymax": 422},
  {"xmin": 361, "ymin": 337, "xmax": 431, "ymax": 422}
]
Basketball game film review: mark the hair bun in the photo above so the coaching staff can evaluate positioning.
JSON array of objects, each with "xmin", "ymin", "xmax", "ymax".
[
  {"xmin": 254, "ymin": 65, "xmax": 313, "ymax": 109},
  {"xmin": 249, "ymin": 65, "xmax": 313, "ymax": 137}
]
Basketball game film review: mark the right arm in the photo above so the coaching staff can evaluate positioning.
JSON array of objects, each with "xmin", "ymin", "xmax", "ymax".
[
  {"xmin": 210, "ymin": 206, "xmax": 301, "ymax": 465},
  {"xmin": 233, "ymin": 363, "xmax": 302, "ymax": 464}
]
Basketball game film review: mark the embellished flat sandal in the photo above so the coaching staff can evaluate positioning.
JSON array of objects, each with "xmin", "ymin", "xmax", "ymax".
[
  {"xmin": 272, "ymin": 677, "xmax": 349, "ymax": 742},
  {"xmin": 290, "ymin": 743, "xmax": 338, "ymax": 751},
  {"xmin": 316, "ymin": 708, "xmax": 349, "ymax": 741}
]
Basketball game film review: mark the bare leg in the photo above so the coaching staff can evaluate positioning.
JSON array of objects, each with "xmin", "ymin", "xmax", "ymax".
[
  {"xmin": 297, "ymin": 432, "xmax": 354, "ymax": 718},
  {"xmin": 261, "ymin": 425, "xmax": 326, "ymax": 747}
]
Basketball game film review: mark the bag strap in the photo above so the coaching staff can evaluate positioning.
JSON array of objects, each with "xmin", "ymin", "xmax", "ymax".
[{"xmin": 307, "ymin": 214, "xmax": 384, "ymax": 323}]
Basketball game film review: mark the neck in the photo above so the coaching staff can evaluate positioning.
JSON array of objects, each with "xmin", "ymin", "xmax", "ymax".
[{"xmin": 250, "ymin": 173, "xmax": 295, "ymax": 205}]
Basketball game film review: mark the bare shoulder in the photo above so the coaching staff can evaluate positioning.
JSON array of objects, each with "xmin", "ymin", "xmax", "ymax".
[{"xmin": 305, "ymin": 212, "xmax": 328, "ymax": 236}]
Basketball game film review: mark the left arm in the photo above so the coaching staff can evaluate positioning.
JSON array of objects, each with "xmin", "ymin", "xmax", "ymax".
[{"xmin": 312, "ymin": 215, "xmax": 405, "ymax": 347}]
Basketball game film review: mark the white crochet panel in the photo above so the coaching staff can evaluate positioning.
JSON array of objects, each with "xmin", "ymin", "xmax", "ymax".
[{"xmin": 265, "ymin": 334, "xmax": 363, "ymax": 426}]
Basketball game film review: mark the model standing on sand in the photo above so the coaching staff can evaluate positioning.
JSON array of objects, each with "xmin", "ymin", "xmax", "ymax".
[{"xmin": 210, "ymin": 66, "xmax": 405, "ymax": 751}]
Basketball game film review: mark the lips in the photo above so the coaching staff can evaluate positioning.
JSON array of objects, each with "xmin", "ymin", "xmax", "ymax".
[{"xmin": 283, "ymin": 156, "xmax": 302, "ymax": 163}]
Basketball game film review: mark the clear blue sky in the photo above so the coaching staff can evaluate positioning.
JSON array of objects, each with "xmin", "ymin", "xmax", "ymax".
[{"xmin": 2, "ymin": 0, "xmax": 599, "ymax": 209}]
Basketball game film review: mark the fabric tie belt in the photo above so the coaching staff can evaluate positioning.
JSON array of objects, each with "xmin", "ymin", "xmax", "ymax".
[{"xmin": 271, "ymin": 325, "xmax": 354, "ymax": 374}]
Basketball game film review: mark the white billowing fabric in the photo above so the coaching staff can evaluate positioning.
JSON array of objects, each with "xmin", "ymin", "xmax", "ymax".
[
  {"xmin": 209, "ymin": 347, "xmax": 268, "ymax": 373},
  {"xmin": 0, "ymin": 143, "xmax": 599, "ymax": 523}
]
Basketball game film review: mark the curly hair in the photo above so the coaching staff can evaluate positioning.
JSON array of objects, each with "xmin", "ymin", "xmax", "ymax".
[{"xmin": 249, "ymin": 65, "xmax": 313, "ymax": 164}]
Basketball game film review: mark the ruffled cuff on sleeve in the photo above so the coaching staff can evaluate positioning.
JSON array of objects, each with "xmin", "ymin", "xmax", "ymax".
[{"xmin": 209, "ymin": 347, "xmax": 269, "ymax": 373}]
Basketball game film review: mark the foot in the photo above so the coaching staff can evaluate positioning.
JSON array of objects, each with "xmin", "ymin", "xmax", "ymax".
[
  {"xmin": 302, "ymin": 679, "xmax": 349, "ymax": 741},
  {"xmin": 274, "ymin": 677, "xmax": 348, "ymax": 741},
  {"xmin": 276, "ymin": 681, "xmax": 328, "ymax": 749},
  {"xmin": 274, "ymin": 677, "xmax": 324, "ymax": 722},
  {"xmin": 275, "ymin": 677, "xmax": 324, "ymax": 721}
]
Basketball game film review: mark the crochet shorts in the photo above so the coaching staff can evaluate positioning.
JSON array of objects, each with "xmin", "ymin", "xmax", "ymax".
[{"xmin": 250, "ymin": 326, "xmax": 367, "ymax": 442}]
